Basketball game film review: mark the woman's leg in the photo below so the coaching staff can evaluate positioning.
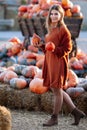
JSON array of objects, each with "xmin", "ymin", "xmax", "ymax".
[
  {"xmin": 63, "ymin": 90, "xmax": 86, "ymax": 125},
  {"xmin": 43, "ymin": 87, "xmax": 63, "ymax": 126},
  {"xmin": 52, "ymin": 88, "xmax": 63, "ymax": 115},
  {"xmin": 63, "ymin": 90, "xmax": 75, "ymax": 111}
]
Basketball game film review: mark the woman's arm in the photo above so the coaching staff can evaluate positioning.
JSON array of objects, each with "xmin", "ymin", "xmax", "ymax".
[{"xmin": 53, "ymin": 27, "xmax": 72, "ymax": 58}]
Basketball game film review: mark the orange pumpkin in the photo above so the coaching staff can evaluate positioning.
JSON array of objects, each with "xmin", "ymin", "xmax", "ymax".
[
  {"xmin": 34, "ymin": 69, "xmax": 42, "ymax": 79},
  {"xmin": 71, "ymin": 5, "xmax": 81, "ymax": 13},
  {"xmin": 14, "ymin": 64, "xmax": 26, "ymax": 75},
  {"xmin": 71, "ymin": 61, "xmax": 83, "ymax": 70},
  {"xmin": 39, "ymin": 0, "xmax": 47, "ymax": 6},
  {"xmin": 10, "ymin": 78, "xmax": 27, "ymax": 89},
  {"xmin": 62, "ymin": 1, "xmax": 73, "ymax": 10},
  {"xmin": 40, "ymin": 3, "xmax": 49, "ymax": 10},
  {"xmin": 11, "ymin": 44, "xmax": 22, "ymax": 55},
  {"xmin": 65, "ymin": 9, "xmax": 72, "ymax": 17},
  {"xmin": 18, "ymin": 5, "xmax": 27, "ymax": 12},
  {"xmin": 22, "ymin": 51, "xmax": 37, "ymax": 59},
  {"xmin": 36, "ymin": 54, "xmax": 44, "ymax": 61},
  {"xmin": 31, "ymin": 4, "xmax": 40, "ymax": 13},
  {"xmin": 27, "ymin": 12, "xmax": 33, "ymax": 19},
  {"xmin": 7, "ymin": 49, "xmax": 13, "ymax": 57},
  {"xmin": 32, "ymin": 33, "xmax": 41, "ymax": 46},
  {"xmin": 0, "ymin": 71, "xmax": 7, "ymax": 82},
  {"xmin": 27, "ymin": 4, "xmax": 33, "ymax": 13},
  {"xmin": 9, "ymin": 37, "xmax": 21, "ymax": 44},
  {"xmin": 63, "ymin": 69, "xmax": 78, "ymax": 90},
  {"xmin": 31, "ymin": 0, "xmax": 38, "ymax": 4},
  {"xmin": 69, "ymin": 57, "xmax": 78, "ymax": 64},
  {"xmin": 29, "ymin": 78, "xmax": 48, "ymax": 94},
  {"xmin": 4, "ymin": 70, "xmax": 18, "ymax": 83},
  {"xmin": 36, "ymin": 58, "xmax": 44, "ymax": 68},
  {"xmin": 39, "ymin": 10, "xmax": 48, "ymax": 17},
  {"xmin": 21, "ymin": 65, "xmax": 39, "ymax": 78},
  {"xmin": 7, "ymin": 66, "xmax": 15, "ymax": 71},
  {"xmin": 62, "ymin": 0, "xmax": 70, "ymax": 6},
  {"xmin": 83, "ymin": 56, "xmax": 87, "ymax": 65},
  {"xmin": 45, "ymin": 42, "xmax": 55, "ymax": 51},
  {"xmin": 76, "ymin": 49, "xmax": 86, "ymax": 60},
  {"xmin": 28, "ymin": 45, "xmax": 39, "ymax": 53}
]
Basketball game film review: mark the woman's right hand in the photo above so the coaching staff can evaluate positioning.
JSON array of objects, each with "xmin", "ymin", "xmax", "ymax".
[
  {"xmin": 45, "ymin": 42, "xmax": 55, "ymax": 52},
  {"xmin": 31, "ymin": 33, "xmax": 41, "ymax": 47}
]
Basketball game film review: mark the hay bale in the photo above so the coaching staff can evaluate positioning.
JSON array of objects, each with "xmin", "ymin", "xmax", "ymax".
[
  {"xmin": 0, "ymin": 83, "xmax": 87, "ymax": 115},
  {"xmin": 0, "ymin": 83, "xmax": 41, "ymax": 111},
  {"xmin": 73, "ymin": 93, "xmax": 87, "ymax": 115},
  {"xmin": 40, "ymin": 92, "xmax": 53, "ymax": 113}
]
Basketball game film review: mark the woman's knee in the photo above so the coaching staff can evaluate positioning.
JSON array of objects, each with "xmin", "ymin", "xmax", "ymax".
[{"xmin": 51, "ymin": 87, "xmax": 62, "ymax": 95}]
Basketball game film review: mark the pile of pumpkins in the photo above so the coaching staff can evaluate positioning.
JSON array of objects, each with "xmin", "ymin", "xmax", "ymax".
[
  {"xmin": 69, "ymin": 48, "xmax": 87, "ymax": 77},
  {"xmin": 17, "ymin": 0, "xmax": 83, "ymax": 19},
  {"xmin": 0, "ymin": 36, "xmax": 48, "ymax": 94},
  {"xmin": 0, "ymin": 36, "xmax": 87, "ymax": 94}
]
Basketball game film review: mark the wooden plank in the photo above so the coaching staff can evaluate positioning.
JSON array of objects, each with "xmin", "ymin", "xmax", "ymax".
[
  {"xmin": 32, "ymin": 17, "xmax": 45, "ymax": 37},
  {"xmin": 18, "ymin": 18, "xmax": 29, "ymax": 37},
  {"xmin": 0, "ymin": 19, "xmax": 14, "ymax": 27},
  {"xmin": 25, "ymin": 19, "xmax": 35, "ymax": 37}
]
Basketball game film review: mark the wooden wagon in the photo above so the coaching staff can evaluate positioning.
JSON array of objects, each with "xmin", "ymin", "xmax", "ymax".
[{"xmin": 18, "ymin": 16, "xmax": 83, "ymax": 57}]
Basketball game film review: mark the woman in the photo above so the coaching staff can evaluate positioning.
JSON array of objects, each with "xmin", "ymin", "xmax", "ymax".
[{"xmin": 32, "ymin": 4, "xmax": 85, "ymax": 126}]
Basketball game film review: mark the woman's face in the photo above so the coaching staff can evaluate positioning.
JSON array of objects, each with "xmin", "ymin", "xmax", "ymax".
[{"xmin": 50, "ymin": 9, "xmax": 61, "ymax": 24}]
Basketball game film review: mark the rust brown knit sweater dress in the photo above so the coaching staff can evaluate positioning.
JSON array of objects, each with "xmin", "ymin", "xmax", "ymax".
[{"xmin": 42, "ymin": 25, "xmax": 72, "ymax": 88}]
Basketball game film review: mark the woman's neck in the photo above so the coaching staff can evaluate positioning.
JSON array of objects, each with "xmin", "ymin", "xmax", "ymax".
[{"xmin": 50, "ymin": 23, "xmax": 58, "ymax": 28}]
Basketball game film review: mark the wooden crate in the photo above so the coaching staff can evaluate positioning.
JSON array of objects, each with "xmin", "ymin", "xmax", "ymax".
[
  {"xmin": 18, "ymin": 17, "xmax": 83, "ymax": 55},
  {"xmin": 64, "ymin": 17, "xmax": 83, "ymax": 39},
  {"xmin": 18, "ymin": 16, "xmax": 83, "ymax": 39}
]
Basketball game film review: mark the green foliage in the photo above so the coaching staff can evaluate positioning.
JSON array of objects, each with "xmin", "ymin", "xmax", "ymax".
[{"xmin": 21, "ymin": 0, "xmax": 27, "ymax": 5}]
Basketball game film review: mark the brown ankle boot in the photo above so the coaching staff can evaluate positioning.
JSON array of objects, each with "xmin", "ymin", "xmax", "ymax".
[
  {"xmin": 43, "ymin": 114, "xmax": 58, "ymax": 127},
  {"xmin": 71, "ymin": 108, "xmax": 86, "ymax": 125}
]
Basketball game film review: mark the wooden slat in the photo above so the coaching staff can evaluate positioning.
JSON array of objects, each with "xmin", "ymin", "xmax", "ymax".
[
  {"xmin": 0, "ymin": 19, "xmax": 14, "ymax": 27},
  {"xmin": 25, "ymin": 19, "xmax": 35, "ymax": 37},
  {"xmin": 32, "ymin": 17, "xmax": 45, "ymax": 37},
  {"xmin": 18, "ymin": 18, "xmax": 29, "ymax": 37}
]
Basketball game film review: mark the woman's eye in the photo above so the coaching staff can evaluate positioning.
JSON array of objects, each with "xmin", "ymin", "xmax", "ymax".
[
  {"xmin": 54, "ymin": 13, "xmax": 58, "ymax": 15},
  {"xmin": 50, "ymin": 13, "xmax": 53, "ymax": 15},
  {"xmin": 50, "ymin": 13, "xmax": 58, "ymax": 16}
]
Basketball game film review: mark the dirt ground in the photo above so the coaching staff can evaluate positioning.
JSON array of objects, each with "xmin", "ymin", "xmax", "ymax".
[{"xmin": 11, "ymin": 109, "xmax": 87, "ymax": 130}]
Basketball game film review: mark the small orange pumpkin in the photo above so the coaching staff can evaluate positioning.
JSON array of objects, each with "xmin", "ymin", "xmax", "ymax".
[
  {"xmin": 71, "ymin": 61, "xmax": 83, "ymax": 70},
  {"xmin": 21, "ymin": 65, "xmax": 39, "ymax": 78},
  {"xmin": 63, "ymin": 69, "xmax": 78, "ymax": 90},
  {"xmin": 45, "ymin": 42, "xmax": 55, "ymax": 51},
  {"xmin": 29, "ymin": 78, "xmax": 48, "ymax": 94},
  {"xmin": 0, "ymin": 71, "xmax": 7, "ymax": 82},
  {"xmin": 11, "ymin": 44, "xmax": 22, "ymax": 55},
  {"xmin": 34, "ymin": 69, "xmax": 42, "ymax": 79},
  {"xmin": 28, "ymin": 45, "xmax": 39, "ymax": 53},
  {"xmin": 36, "ymin": 58, "xmax": 44, "ymax": 68},
  {"xmin": 32, "ymin": 33, "xmax": 41, "ymax": 46},
  {"xmin": 62, "ymin": 0, "xmax": 70, "ymax": 6},
  {"xmin": 10, "ymin": 78, "xmax": 27, "ymax": 89},
  {"xmin": 71, "ymin": 5, "xmax": 81, "ymax": 13},
  {"xmin": 18, "ymin": 5, "xmax": 27, "ymax": 12},
  {"xmin": 65, "ymin": 9, "xmax": 72, "ymax": 17},
  {"xmin": 4, "ymin": 70, "xmax": 18, "ymax": 83},
  {"xmin": 9, "ymin": 37, "xmax": 21, "ymax": 44}
]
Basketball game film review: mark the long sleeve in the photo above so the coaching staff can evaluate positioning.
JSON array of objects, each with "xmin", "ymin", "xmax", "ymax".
[{"xmin": 53, "ymin": 27, "xmax": 72, "ymax": 58}]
